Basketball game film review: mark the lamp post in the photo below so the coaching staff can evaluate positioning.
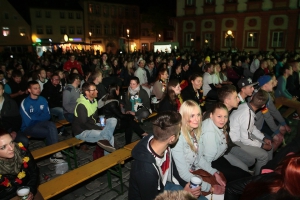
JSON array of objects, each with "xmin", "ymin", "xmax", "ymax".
[
  {"xmin": 227, "ymin": 30, "xmax": 233, "ymax": 49},
  {"xmin": 158, "ymin": 34, "xmax": 161, "ymax": 42},
  {"xmin": 89, "ymin": 32, "xmax": 92, "ymax": 50},
  {"xmin": 127, "ymin": 29, "xmax": 130, "ymax": 53}
]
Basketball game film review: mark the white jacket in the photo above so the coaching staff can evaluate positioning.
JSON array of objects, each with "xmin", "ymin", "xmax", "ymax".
[{"xmin": 229, "ymin": 103, "xmax": 264, "ymax": 147}]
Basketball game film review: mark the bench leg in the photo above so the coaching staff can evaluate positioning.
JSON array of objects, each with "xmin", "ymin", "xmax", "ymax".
[
  {"xmin": 61, "ymin": 146, "xmax": 79, "ymax": 170},
  {"xmin": 107, "ymin": 163, "xmax": 124, "ymax": 194}
]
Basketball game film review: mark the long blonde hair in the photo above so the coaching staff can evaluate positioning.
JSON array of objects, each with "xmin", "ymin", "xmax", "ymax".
[{"xmin": 179, "ymin": 100, "xmax": 202, "ymax": 152}]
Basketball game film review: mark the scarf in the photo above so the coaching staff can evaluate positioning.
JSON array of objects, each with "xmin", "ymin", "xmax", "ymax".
[
  {"xmin": 0, "ymin": 144, "xmax": 23, "ymax": 175},
  {"xmin": 128, "ymin": 85, "xmax": 141, "ymax": 96}
]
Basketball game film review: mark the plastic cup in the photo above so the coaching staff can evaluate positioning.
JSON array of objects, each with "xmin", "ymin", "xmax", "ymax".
[
  {"xmin": 99, "ymin": 115, "xmax": 105, "ymax": 127},
  {"xmin": 17, "ymin": 186, "xmax": 30, "ymax": 200},
  {"xmin": 190, "ymin": 176, "xmax": 202, "ymax": 189}
]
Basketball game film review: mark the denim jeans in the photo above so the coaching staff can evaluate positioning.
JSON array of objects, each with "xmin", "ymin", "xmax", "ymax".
[
  {"xmin": 22, "ymin": 121, "xmax": 58, "ymax": 145},
  {"xmin": 164, "ymin": 182, "xmax": 208, "ymax": 200},
  {"xmin": 50, "ymin": 107, "xmax": 66, "ymax": 132},
  {"xmin": 64, "ymin": 113, "xmax": 74, "ymax": 123},
  {"xmin": 75, "ymin": 118, "xmax": 117, "ymax": 152}
]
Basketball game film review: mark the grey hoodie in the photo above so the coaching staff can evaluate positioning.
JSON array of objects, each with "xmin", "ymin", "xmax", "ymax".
[{"xmin": 63, "ymin": 84, "xmax": 81, "ymax": 114}]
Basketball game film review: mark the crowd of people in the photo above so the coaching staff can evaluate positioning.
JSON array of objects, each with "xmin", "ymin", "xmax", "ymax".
[{"xmin": 0, "ymin": 48, "xmax": 300, "ymax": 199}]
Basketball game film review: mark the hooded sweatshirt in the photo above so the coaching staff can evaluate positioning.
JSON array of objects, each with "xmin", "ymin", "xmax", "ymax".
[{"xmin": 128, "ymin": 134, "xmax": 178, "ymax": 200}]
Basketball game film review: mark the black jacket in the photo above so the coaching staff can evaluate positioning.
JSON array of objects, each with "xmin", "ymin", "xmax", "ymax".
[
  {"xmin": 102, "ymin": 99, "xmax": 134, "ymax": 128},
  {"xmin": 253, "ymin": 67, "xmax": 265, "ymax": 83},
  {"xmin": 0, "ymin": 94, "xmax": 22, "ymax": 132},
  {"xmin": 41, "ymin": 81, "xmax": 62, "ymax": 108},
  {"xmin": 158, "ymin": 97, "xmax": 177, "ymax": 113},
  {"xmin": 128, "ymin": 134, "xmax": 178, "ymax": 200},
  {"xmin": 0, "ymin": 144, "xmax": 39, "ymax": 200},
  {"xmin": 181, "ymin": 83, "xmax": 202, "ymax": 105}
]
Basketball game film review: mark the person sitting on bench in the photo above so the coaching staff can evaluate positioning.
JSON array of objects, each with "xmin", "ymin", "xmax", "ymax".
[{"xmin": 72, "ymin": 82, "xmax": 117, "ymax": 153}]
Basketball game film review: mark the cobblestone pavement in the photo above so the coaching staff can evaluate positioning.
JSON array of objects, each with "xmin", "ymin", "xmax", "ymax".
[
  {"xmin": 29, "ymin": 111, "xmax": 299, "ymax": 200},
  {"xmin": 28, "ymin": 121, "xmax": 154, "ymax": 200}
]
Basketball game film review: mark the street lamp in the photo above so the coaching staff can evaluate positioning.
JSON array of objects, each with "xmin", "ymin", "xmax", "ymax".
[
  {"xmin": 127, "ymin": 29, "xmax": 130, "ymax": 53},
  {"xmin": 158, "ymin": 34, "xmax": 161, "ymax": 42},
  {"xmin": 63, "ymin": 34, "xmax": 68, "ymax": 42},
  {"xmin": 226, "ymin": 30, "xmax": 234, "ymax": 49},
  {"xmin": 89, "ymin": 32, "xmax": 92, "ymax": 49}
]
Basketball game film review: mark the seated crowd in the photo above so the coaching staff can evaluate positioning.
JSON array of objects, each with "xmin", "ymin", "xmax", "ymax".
[{"xmin": 1, "ymin": 49, "xmax": 300, "ymax": 200}]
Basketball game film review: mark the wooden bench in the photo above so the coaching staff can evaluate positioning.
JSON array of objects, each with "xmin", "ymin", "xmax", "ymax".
[
  {"xmin": 39, "ymin": 148, "xmax": 132, "ymax": 200},
  {"xmin": 57, "ymin": 119, "xmax": 70, "ymax": 126},
  {"xmin": 124, "ymin": 140, "xmax": 140, "ymax": 151},
  {"xmin": 274, "ymin": 102, "xmax": 296, "ymax": 119},
  {"xmin": 32, "ymin": 137, "xmax": 84, "ymax": 169}
]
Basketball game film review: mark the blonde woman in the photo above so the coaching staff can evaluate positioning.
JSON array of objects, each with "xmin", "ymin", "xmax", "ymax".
[
  {"xmin": 211, "ymin": 63, "xmax": 223, "ymax": 85},
  {"xmin": 171, "ymin": 100, "xmax": 225, "ymax": 195}
]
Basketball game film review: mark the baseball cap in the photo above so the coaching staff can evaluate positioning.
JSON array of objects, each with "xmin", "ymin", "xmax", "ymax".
[
  {"xmin": 237, "ymin": 78, "xmax": 258, "ymax": 89},
  {"xmin": 258, "ymin": 75, "xmax": 272, "ymax": 87}
]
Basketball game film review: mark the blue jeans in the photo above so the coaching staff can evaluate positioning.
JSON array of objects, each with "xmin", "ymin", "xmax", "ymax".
[
  {"xmin": 64, "ymin": 113, "xmax": 74, "ymax": 123},
  {"xmin": 164, "ymin": 182, "xmax": 208, "ymax": 200},
  {"xmin": 75, "ymin": 118, "xmax": 117, "ymax": 154},
  {"xmin": 50, "ymin": 107, "xmax": 66, "ymax": 131},
  {"xmin": 22, "ymin": 121, "xmax": 58, "ymax": 145},
  {"xmin": 14, "ymin": 131, "xmax": 29, "ymax": 148}
]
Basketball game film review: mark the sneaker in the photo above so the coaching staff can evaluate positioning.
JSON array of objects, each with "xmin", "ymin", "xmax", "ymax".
[
  {"xmin": 293, "ymin": 114, "xmax": 300, "ymax": 120},
  {"xmin": 97, "ymin": 140, "xmax": 116, "ymax": 153},
  {"xmin": 55, "ymin": 152, "xmax": 64, "ymax": 158},
  {"xmin": 49, "ymin": 156, "xmax": 65, "ymax": 164},
  {"xmin": 58, "ymin": 131, "xmax": 63, "ymax": 136}
]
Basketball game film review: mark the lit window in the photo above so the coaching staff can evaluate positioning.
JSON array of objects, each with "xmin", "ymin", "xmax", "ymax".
[
  {"xmin": 3, "ymin": 27, "xmax": 9, "ymax": 36},
  {"xmin": 89, "ymin": 4, "xmax": 94, "ymax": 13},
  {"xmin": 247, "ymin": 32, "xmax": 258, "ymax": 47},
  {"xmin": 19, "ymin": 28, "xmax": 26, "ymax": 36}
]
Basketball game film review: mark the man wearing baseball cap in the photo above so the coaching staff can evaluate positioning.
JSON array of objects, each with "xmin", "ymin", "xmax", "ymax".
[
  {"xmin": 256, "ymin": 75, "xmax": 290, "ymax": 151},
  {"xmin": 237, "ymin": 77, "xmax": 258, "ymax": 103}
]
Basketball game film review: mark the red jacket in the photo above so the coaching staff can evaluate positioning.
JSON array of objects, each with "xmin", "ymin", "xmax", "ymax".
[{"xmin": 63, "ymin": 60, "xmax": 83, "ymax": 75}]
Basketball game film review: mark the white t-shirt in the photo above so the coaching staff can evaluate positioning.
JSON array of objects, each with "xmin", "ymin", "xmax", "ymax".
[
  {"xmin": 37, "ymin": 79, "xmax": 48, "ymax": 91},
  {"xmin": 211, "ymin": 74, "xmax": 223, "ymax": 85},
  {"xmin": 203, "ymin": 72, "xmax": 212, "ymax": 96},
  {"xmin": 134, "ymin": 67, "xmax": 148, "ymax": 85}
]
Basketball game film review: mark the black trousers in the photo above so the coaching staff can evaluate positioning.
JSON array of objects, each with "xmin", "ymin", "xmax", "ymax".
[
  {"xmin": 212, "ymin": 156, "xmax": 251, "ymax": 183},
  {"xmin": 120, "ymin": 116, "xmax": 145, "ymax": 144}
]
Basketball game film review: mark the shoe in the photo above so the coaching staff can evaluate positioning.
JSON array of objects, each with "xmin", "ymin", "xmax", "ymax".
[
  {"xmin": 55, "ymin": 152, "xmax": 64, "ymax": 158},
  {"xmin": 49, "ymin": 156, "xmax": 66, "ymax": 164},
  {"xmin": 293, "ymin": 115, "xmax": 300, "ymax": 120},
  {"xmin": 97, "ymin": 140, "xmax": 116, "ymax": 153},
  {"xmin": 58, "ymin": 131, "xmax": 63, "ymax": 136}
]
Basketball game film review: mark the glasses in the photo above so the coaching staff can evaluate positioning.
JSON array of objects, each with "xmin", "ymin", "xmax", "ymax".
[{"xmin": 89, "ymin": 89, "xmax": 97, "ymax": 92}]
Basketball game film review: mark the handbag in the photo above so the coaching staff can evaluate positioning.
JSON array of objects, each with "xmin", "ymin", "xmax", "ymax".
[{"xmin": 192, "ymin": 169, "xmax": 226, "ymax": 196}]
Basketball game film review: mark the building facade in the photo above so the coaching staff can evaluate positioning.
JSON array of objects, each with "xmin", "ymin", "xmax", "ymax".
[
  {"xmin": 29, "ymin": 3, "xmax": 84, "ymax": 56},
  {"xmin": 0, "ymin": 0, "xmax": 32, "ymax": 52},
  {"xmin": 175, "ymin": 0, "xmax": 300, "ymax": 52},
  {"xmin": 80, "ymin": 0, "xmax": 140, "ymax": 54}
]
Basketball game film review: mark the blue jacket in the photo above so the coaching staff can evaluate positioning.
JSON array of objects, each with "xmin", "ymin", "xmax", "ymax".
[{"xmin": 20, "ymin": 96, "xmax": 50, "ymax": 131}]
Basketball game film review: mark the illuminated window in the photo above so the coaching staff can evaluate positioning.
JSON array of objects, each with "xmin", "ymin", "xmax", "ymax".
[
  {"xmin": 19, "ymin": 28, "xmax": 26, "ymax": 36},
  {"xmin": 2, "ymin": 27, "xmax": 9, "ymax": 36},
  {"xmin": 246, "ymin": 32, "xmax": 258, "ymax": 47},
  {"xmin": 89, "ymin": 4, "xmax": 94, "ymax": 13}
]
